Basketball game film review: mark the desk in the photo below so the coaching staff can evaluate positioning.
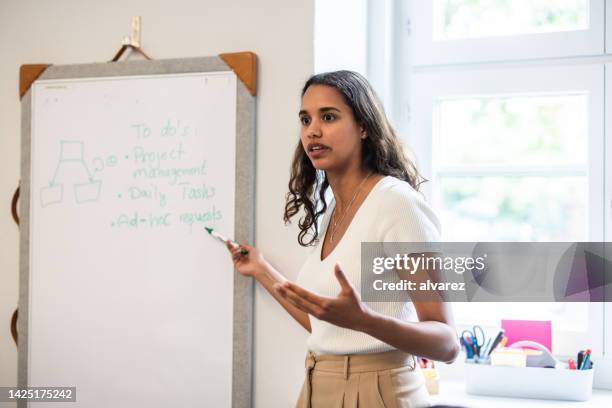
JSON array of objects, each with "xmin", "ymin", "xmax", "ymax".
[{"xmin": 430, "ymin": 380, "xmax": 612, "ymax": 407}]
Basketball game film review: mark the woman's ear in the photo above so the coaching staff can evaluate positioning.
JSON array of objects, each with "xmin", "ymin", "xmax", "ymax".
[{"xmin": 360, "ymin": 124, "xmax": 367, "ymax": 139}]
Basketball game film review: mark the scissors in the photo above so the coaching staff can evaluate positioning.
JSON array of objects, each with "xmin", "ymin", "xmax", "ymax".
[{"xmin": 461, "ymin": 325, "xmax": 486, "ymax": 357}]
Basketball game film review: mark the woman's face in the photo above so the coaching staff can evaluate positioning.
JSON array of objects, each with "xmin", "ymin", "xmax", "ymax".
[{"xmin": 299, "ymin": 85, "xmax": 364, "ymax": 173}]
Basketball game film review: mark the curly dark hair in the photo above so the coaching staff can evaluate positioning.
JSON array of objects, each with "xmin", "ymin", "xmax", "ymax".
[{"xmin": 283, "ymin": 70, "xmax": 425, "ymax": 247}]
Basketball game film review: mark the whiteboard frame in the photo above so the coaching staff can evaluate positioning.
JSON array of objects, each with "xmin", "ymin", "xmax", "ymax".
[{"xmin": 18, "ymin": 57, "xmax": 256, "ymax": 408}]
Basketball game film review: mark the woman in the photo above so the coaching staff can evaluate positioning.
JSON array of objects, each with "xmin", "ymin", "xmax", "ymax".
[{"xmin": 226, "ymin": 71, "xmax": 459, "ymax": 407}]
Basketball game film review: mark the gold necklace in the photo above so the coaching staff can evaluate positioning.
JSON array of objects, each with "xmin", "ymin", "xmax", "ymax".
[{"xmin": 329, "ymin": 171, "xmax": 373, "ymax": 244}]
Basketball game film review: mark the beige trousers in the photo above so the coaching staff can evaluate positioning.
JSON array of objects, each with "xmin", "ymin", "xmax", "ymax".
[{"xmin": 295, "ymin": 350, "xmax": 431, "ymax": 408}]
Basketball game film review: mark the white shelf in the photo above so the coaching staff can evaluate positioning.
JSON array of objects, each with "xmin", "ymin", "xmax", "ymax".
[{"xmin": 431, "ymin": 380, "xmax": 612, "ymax": 407}]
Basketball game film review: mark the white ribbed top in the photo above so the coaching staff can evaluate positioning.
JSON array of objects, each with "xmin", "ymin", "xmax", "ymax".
[{"xmin": 296, "ymin": 175, "xmax": 441, "ymax": 355}]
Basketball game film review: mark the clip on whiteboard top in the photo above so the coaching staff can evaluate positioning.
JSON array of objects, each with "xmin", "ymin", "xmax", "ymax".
[{"xmin": 110, "ymin": 16, "xmax": 152, "ymax": 62}]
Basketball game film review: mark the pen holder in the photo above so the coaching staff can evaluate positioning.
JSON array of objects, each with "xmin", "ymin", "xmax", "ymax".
[{"xmin": 464, "ymin": 361, "xmax": 594, "ymax": 401}]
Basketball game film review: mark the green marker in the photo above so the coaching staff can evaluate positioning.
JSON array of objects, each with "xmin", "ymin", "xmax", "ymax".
[{"xmin": 205, "ymin": 227, "xmax": 249, "ymax": 255}]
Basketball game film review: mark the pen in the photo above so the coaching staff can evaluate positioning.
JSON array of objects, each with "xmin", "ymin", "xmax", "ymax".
[
  {"xmin": 482, "ymin": 338, "xmax": 491, "ymax": 358},
  {"xmin": 486, "ymin": 330, "xmax": 505, "ymax": 357},
  {"xmin": 580, "ymin": 349, "xmax": 591, "ymax": 370},
  {"xmin": 460, "ymin": 336, "xmax": 474, "ymax": 359},
  {"xmin": 577, "ymin": 350, "xmax": 584, "ymax": 369},
  {"xmin": 466, "ymin": 337, "xmax": 477, "ymax": 359},
  {"xmin": 205, "ymin": 227, "xmax": 249, "ymax": 255},
  {"xmin": 499, "ymin": 336, "xmax": 508, "ymax": 348}
]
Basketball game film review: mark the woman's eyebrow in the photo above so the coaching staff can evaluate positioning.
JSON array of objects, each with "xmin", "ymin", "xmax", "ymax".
[
  {"xmin": 319, "ymin": 107, "xmax": 341, "ymax": 113},
  {"xmin": 298, "ymin": 106, "xmax": 341, "ymax": 116}
]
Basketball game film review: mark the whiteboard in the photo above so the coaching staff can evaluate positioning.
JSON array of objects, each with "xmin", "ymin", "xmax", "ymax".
[{"xmin": 26, "ymin": 71, "xmax": 241, "ymax": 407}]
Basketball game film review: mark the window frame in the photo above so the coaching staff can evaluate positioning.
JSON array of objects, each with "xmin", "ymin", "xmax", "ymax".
[
  {"xmin": 602, "ymin": 62, "xmax": 612, "ymax": 389},
  {"xmin": 607, "ymin": 0, "xmax": 612, "ymax": 54},
  {"xmin": 410, "ymin": 0, "xmax": 605, "ymax": 66}
]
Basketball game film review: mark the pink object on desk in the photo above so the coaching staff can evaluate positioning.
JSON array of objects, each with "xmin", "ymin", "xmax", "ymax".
[{"xmin": 501, "ymin": 319, "xmax": 552, "ymax": 352}]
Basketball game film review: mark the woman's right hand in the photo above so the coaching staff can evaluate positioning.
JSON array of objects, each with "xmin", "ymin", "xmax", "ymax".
[{"xmin": 225, "ymin": 240, "xmax": 267, "ymax": 278}]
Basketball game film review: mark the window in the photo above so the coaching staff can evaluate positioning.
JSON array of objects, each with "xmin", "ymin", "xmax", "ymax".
[
  {"xmin": 436, "ymin": 93, "xmax": 590, "ymax": 242},
  {"xmin": 400, "ymin": 1, "xmax": 612, "ymax": 387},
  {"xmin": 410, "ymin": 65, "xmax": 605, "ymax": 357},
  {"xmin": 411, "ymin": 0, "xmax": 604, "ymax": 65},
  {"xmin": 434, "ymin": 0, "xmax": 589, "ymax": 40}
]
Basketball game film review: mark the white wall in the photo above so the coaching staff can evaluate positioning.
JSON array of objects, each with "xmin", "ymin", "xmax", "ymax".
[
  {"xmin": 314, "ymin": 0, "xmax": 367, "ymax": 75},
  {"xmin": 0, "ymin": 1, "xmax": 313, "ymax": 407}
]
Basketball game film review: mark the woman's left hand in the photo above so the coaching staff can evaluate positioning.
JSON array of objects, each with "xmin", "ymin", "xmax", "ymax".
[{"xmin": 274, "ymin": 263, "xmax": 373, "ymax": 332}]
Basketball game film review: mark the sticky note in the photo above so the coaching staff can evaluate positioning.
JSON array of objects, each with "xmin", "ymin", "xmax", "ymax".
[
  {"xmin": 490, "ymin": 348, "xmax": 527, "ymax": 368},
  {"xmin": 501, "ymin": 319, "xmax": 552, "ymax": 352}
]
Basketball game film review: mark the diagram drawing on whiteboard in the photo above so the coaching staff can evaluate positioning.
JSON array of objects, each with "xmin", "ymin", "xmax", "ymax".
[{"xmin": 40, "ymin": 140, "xmax": 103, "ymax": 207}]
